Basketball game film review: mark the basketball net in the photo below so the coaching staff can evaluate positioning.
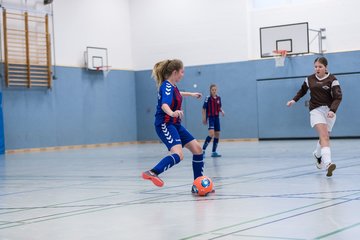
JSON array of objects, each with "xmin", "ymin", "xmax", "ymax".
[
  {"xmin": 96, "ymin": 66, "xmax": 111, "ymax": 78},
  {"xmin": 273, "ymin": 50, "xmax": 287, "ymax": 67}
]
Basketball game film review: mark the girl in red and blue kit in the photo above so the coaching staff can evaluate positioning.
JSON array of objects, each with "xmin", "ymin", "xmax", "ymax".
[
  {"xmin": 202, "ymin": 84, "xmax": 225, "ymax": 158},
  {"xmin": 142, "ymin": 59, "xmax": 206, "ymax": 192}
]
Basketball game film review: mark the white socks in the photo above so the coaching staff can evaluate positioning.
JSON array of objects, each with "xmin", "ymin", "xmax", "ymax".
[{"xmin": 321, "ymin": 146, "xmax": 331, "ymax": 166}]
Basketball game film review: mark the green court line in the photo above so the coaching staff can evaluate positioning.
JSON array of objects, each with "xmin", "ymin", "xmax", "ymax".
[
  {"xmin": 0, "ymin": 193, "xmax": 173, "ymax": 229},
  {"xmin": 180, "ymin": 191, "xmax": 360, "ymax": 240},
  {"xmin": 313, "ymin": 221, "xmax": 360, "ymax": 239},
  {"xmin": 218, "ymin": 233, "xmax": 306, "ymax": 240}
]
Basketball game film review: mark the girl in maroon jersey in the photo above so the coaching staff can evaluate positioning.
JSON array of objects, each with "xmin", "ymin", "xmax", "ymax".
[
  {"xmin": 287, "ymin": 57, "xmax": 342, "ymax": 177},
  {"xmin": 202, "ymin": 84, "xmax": 225, "ymax": 158}
]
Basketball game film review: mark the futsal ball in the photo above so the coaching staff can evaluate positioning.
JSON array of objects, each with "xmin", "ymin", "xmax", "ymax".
[{"xmin": 192, "ymin": 176, "xmax": 213, "ymax": 196}]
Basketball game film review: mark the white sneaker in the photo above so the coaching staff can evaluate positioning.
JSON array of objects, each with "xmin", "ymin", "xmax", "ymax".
[
  {"xmin": 326, "ymin": 163, "xmax": 336, "ymax": 177},
  {"xmin": 313, "ymin": 151, "xmax": 322, "ymax": 169}
]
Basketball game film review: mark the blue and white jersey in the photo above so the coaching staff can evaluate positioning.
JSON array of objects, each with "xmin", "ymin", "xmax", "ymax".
[{"xmin": 154, "ymin": 80, "xmax": 182, "ymax": 126}]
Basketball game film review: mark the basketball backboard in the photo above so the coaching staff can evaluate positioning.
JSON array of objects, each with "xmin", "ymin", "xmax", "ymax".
[
  {"xmin": 84, "ymin": 47, "xmax": 108, "ymax": 70},
  {"xmin": 260, "ymin": 22, "xmax": 309, "ymax": 58}
]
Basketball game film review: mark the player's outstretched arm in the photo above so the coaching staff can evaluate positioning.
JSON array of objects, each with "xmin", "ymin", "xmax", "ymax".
[{"xmin": 180, "ymin": 91, "xmax": 202, "ymax": 99}]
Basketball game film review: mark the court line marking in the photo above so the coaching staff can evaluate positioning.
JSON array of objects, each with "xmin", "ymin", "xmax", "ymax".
[{"xmin": 180, "ymin": 191, "xmax": 360, "ymax": 240}]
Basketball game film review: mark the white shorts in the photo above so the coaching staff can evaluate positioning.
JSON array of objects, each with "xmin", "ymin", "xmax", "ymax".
[{"xmin": 310, "ymin": 106, "xmax": 336, "ymax": 132}]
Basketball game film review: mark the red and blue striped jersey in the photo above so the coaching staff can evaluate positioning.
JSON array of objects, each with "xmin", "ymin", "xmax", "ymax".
[
  {"xmin": 155, "ymin": 80, "xmax": 182, "ymax": 126},
  {"xmin": 203, "ymin": 95, "xmax": 222, "ymax": 117}
]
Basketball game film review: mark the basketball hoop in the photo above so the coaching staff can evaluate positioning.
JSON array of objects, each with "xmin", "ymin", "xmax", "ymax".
[
  {"xmin": 96, "ymin": 66, "xmax": 112, "ymax": 78},
  {"xmin": 273, "ymin": 50, "xmax": 287, "ymax": 67}
]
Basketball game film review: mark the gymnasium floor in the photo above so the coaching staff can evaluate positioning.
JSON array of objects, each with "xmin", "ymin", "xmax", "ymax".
[{"xmin": 1, "ymin": 139, "xmax": 360, "ymax": 240}]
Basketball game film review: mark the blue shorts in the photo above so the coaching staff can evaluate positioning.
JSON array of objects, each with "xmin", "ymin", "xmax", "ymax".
[
  {"xmin": 155, "ymin": 123, "xmax": 195, "ymax": 151},
  {"xmin": 208, "ymin": 116, "xmax": 220, "ymax": 131}
]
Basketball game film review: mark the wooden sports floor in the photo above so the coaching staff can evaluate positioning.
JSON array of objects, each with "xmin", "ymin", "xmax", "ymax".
[{"xmin": 1, "ymin": 139, "xmax": 360, "ymax": 240}]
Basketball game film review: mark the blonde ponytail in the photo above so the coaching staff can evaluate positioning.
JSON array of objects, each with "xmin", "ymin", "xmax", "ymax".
[{"xmin": 152, "ymin": 59, "xmax": 183, "ymax": 89}]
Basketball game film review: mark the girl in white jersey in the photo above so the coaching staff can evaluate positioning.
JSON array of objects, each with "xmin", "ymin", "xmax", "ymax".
[{"xmin": 286, "ymin": 57, "xmax": 342, "ymax": 177}]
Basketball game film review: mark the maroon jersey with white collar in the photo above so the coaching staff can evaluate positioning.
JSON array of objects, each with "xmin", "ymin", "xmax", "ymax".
[{"xmin": 292, "ymin": 73, "xmax": 342, "ymax": 113}]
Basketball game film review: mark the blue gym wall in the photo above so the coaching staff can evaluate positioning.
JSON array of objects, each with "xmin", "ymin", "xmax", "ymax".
[
  {"xmin": 1, "ymin": 66, "xmax": 137, "ymax": 150},
  {"xmin": 256, "ymin": 51, "xmax": 360, "ymax": 139},
  {"xmin": 1, "ymin": 50, "xmax": 359, "ymax": 151},
  {"xmin": 135, "ymin": 50, "xmax": 360, "ymax": 141},
  {"xmin": 135, "ymin": 60, "xmax": 258, "ymax": 141}
]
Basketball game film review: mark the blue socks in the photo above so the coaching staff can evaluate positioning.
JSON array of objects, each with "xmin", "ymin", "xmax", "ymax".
[
  {"xmin": 212, "ymin": 138, "xmax": 219, "ymax": 152},
  {"xmin": 203, "ymin": 136, "xmax": 220, "ymax": 152},
  {"xmin": 151, "ymin": 153, "xmax": 204, "ymax": 180},
  {"xmin": 192, "ymin": 154, "xmax": 204, "ymax": 180},
  {"xmin": 151, "ymin": 153, "xmax": 181, "ymax": 175},
  {"xmin": 202, "ymin": 136, "xmax": 212, "ymax": 150}
]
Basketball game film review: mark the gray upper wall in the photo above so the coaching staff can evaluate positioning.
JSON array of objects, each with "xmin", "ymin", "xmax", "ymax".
[{"xmin": 3, "ymin": 0, "xmax": 356, "ymax": 70}]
